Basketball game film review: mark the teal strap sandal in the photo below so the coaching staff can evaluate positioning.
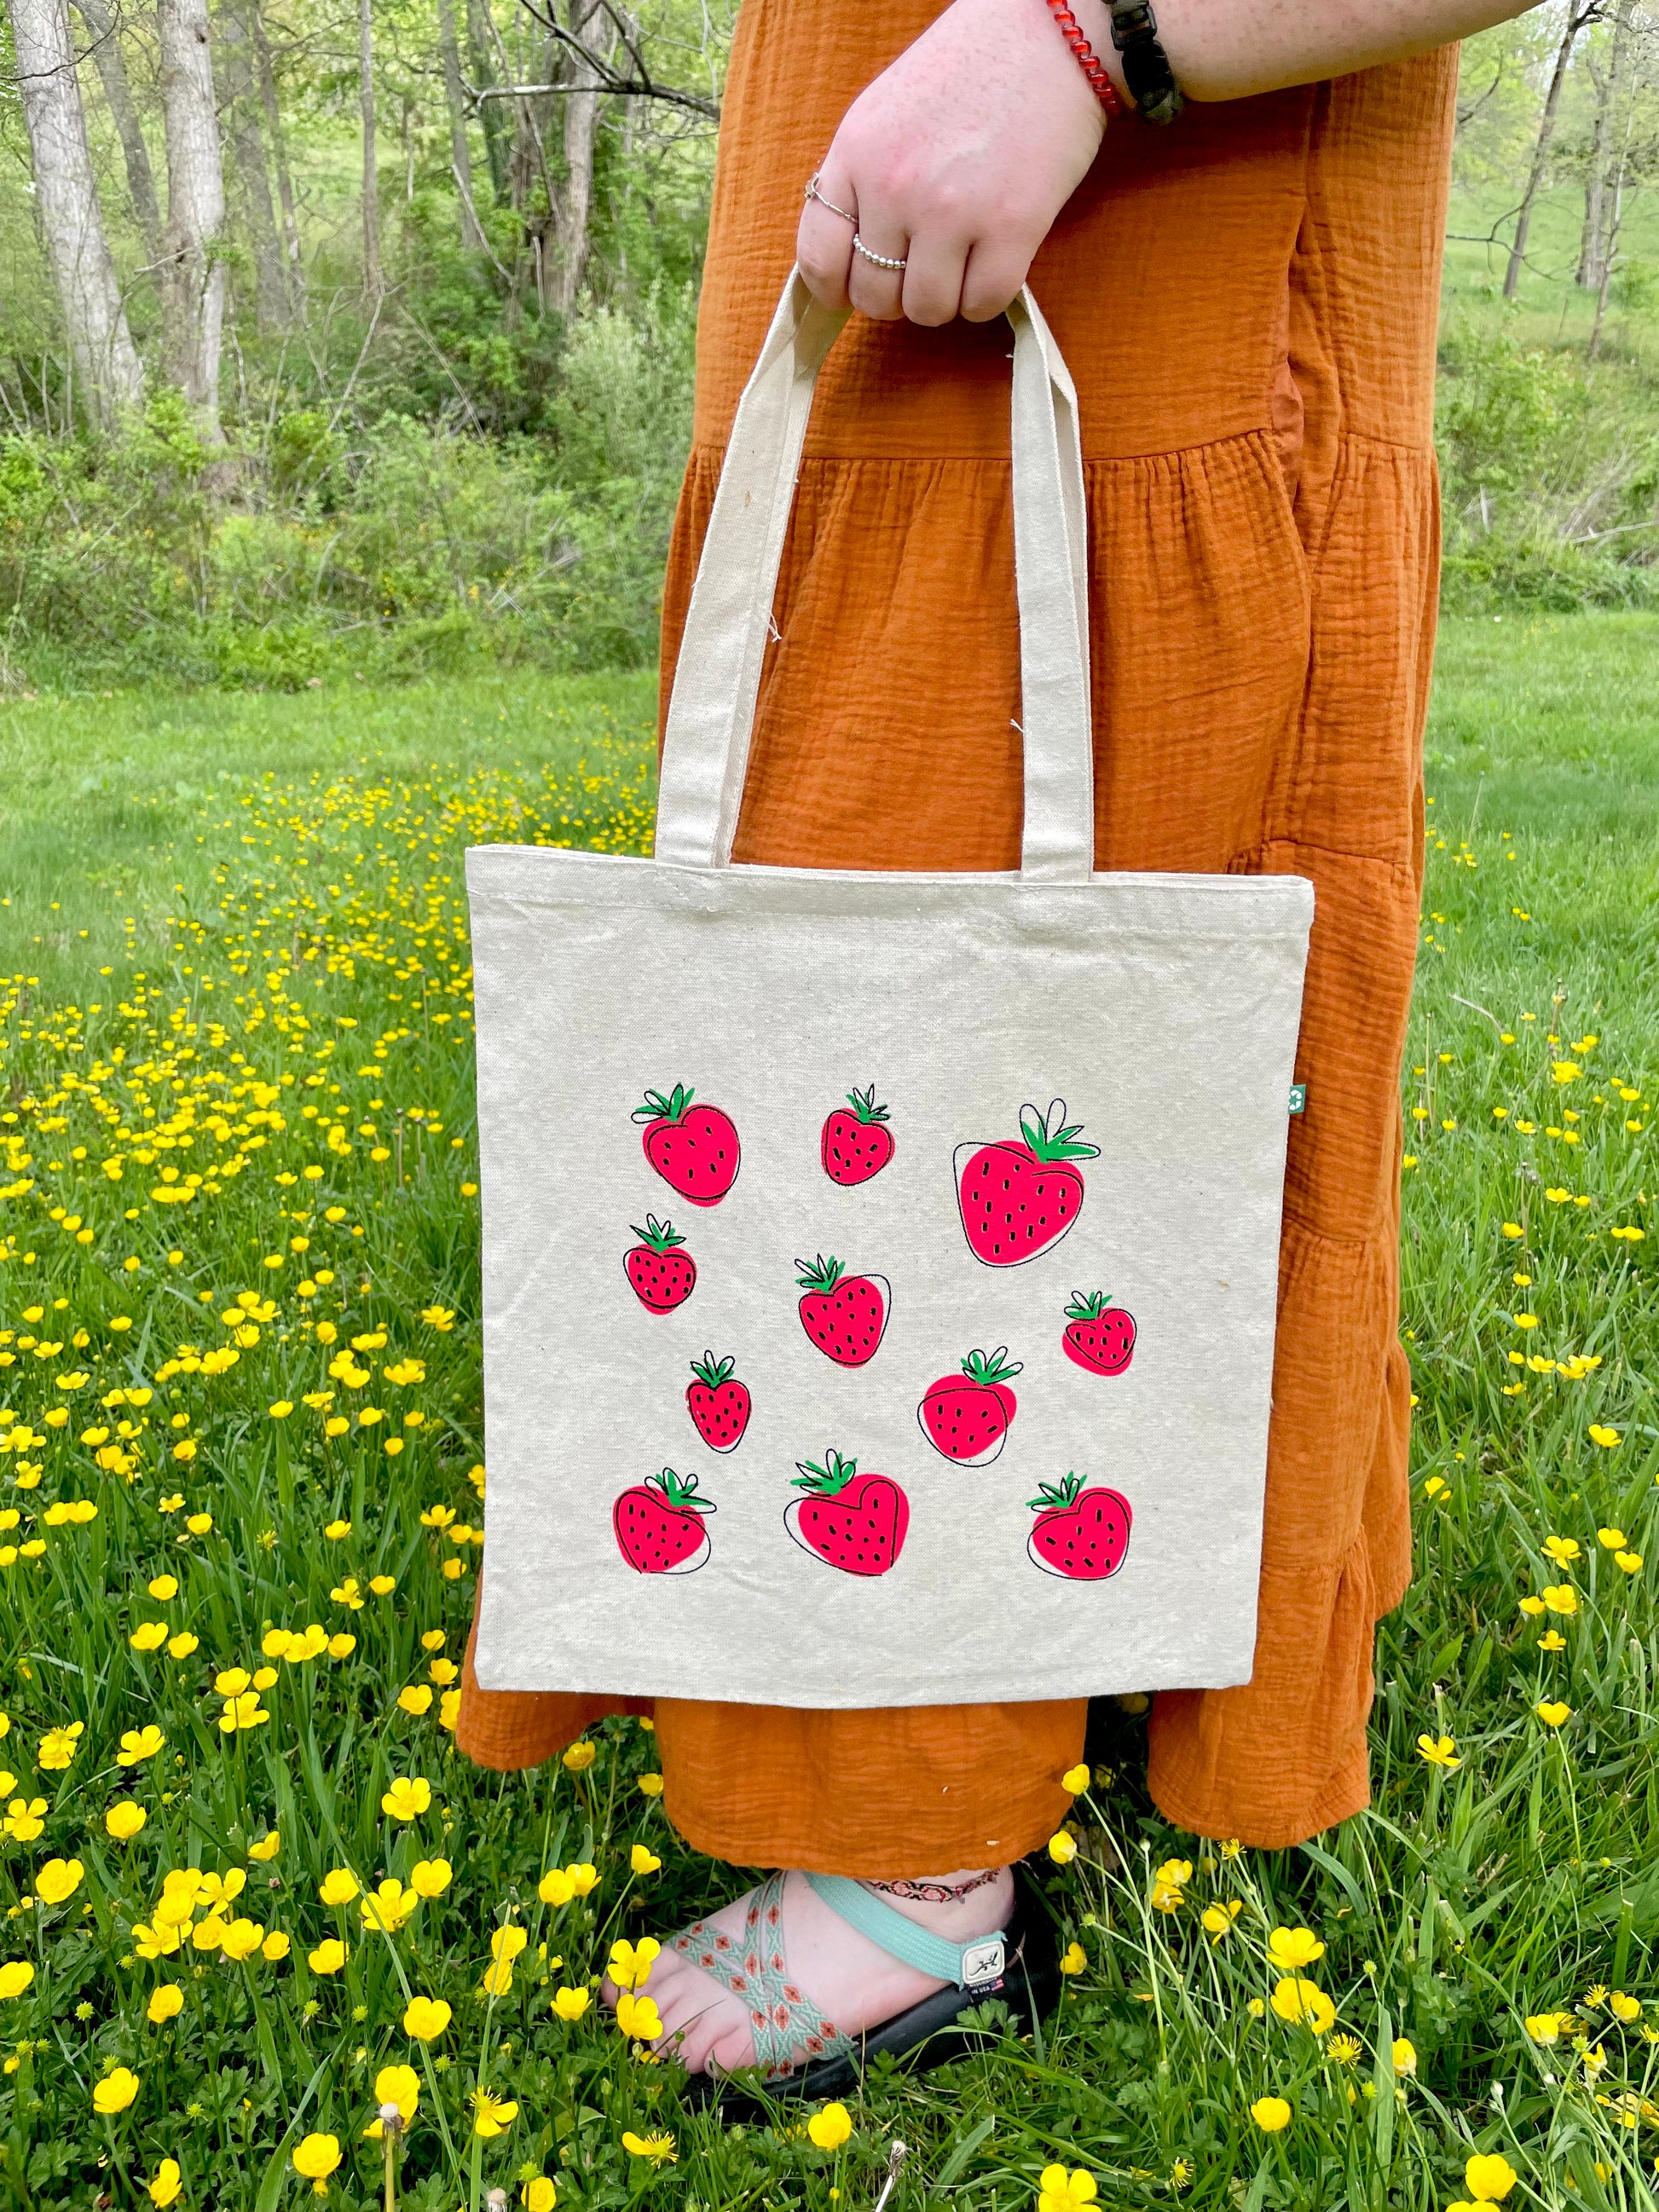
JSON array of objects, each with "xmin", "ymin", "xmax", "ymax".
[
  {"xmin": 667, "ymin": 1868, "xmax": 854, "ymax": 2081},
  {"xmin": 667, "ymin": 1870, "xmax": 1009, "ymax": 2084},
  {"xmin": 804, "ymin": 1874, "xmax": 1008, "ymax": 1990}
]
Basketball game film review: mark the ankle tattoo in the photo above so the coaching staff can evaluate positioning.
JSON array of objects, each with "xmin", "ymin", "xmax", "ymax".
[{"xmin": 863, "ymin": 1868, "xmax": 1002, "ymax": 1906}]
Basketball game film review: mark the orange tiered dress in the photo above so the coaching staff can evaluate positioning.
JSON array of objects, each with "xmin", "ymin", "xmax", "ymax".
[{"xmin": 458, "ymin": 9, "xmax": 1456, "ymax": 1869}]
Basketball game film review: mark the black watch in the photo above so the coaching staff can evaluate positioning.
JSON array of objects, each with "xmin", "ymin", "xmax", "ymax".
[{"xmin": 1107, "ymin": 0, "xmax": 1185, "ymax": 126}]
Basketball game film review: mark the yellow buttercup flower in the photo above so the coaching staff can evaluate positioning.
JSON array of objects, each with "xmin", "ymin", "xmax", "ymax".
[
  {"xmin": 0, "ymin": 1961, "xmax": 36, "ymax": 1998},
  {"xmin": 1266, "ymin": 1926, "xmax": 1325, "ymax": 1970},
  {"xmin": 35, "ymin": 1857, "xmax": 84, "ymax": 1905},
  {"xmin": 147, "ymin": 1985, "xmax": 184, "ymax": 2024},
  {"xmin": 118, "ymin": 1725, "xmax": 166, "ymax": 1764},
  {"xmin": 363, "ymin": 2063, "xmax": 419, "ymax": 2136},
  {"xmin": 409, "ymin": 1857, "xmax": 451, "ymax": 1897},
  {"xmin": 552, "ymin": 1985, "xmax": 591, "ymax": 2021},
  {"xmin": 1048, "ymin": 1830, "xmax": 1078, "ymax": 1866},
  {"xmin": 1416, "ymin": 1733, "xmax": 1460, "ymax": 1768},
  {"xmin": 1391, "ymin": 2036, "xmax": 1417, "ymax": 2076},
  {"xmin": 307, "ymin": 1939, "xmax": 348, "ymax": 1975},
  {"xmin": 630, "ymin": 1844, "xmax": 661, "ymax": 1875},
  {"xmin": 107, "ymin": 1801, "xmax": 147, "ymax": 1841},
  {"xmin": 1535, "ymin": 1701, "xmax": 1572, "ymax": 1728},
  {"xmin": 1037, "ymin": 2163, "xmax": 1098, "ymax": 2210},
  {"xmin": 145, "ymin": 2157, "xmax": 182, "ymax": 2206},
  {"xmin": 621, "ymin": 2131, "xmax": 675, "ymax": 2165},
  {"xmin": 247, "ymin": 1831, "xmax": 280, "ymax": 1862},
  {"xmin": 522, "ymin": 2180, "xmax": 557, "ymax": 2212},
  {"xmin": 318, "ymin": 1869, "xmax": 359, "ymax": 1906},
  {"xmin": 360, "ymin": 1879, "xmax": 418, "ymax": 1934},
  {"xmin": 615, "ymin": 1991, "xmax": 662, "ymax": 2041},
  {"xmin": 1061, "ymin": 1763, "xmax": 1090, "ymax": 1794},
  {"xmin": 1201, "ymin": 1901, "xmax": 1242, "ymax": 1939},
  {"xmin": 1465, "ymin": 2153, "xmax": 1518, "ymax": 2202},
  {"xmin": 608, "ymin": 1936, "xmax": 660, "ymax": 1990},
  {"xmin": 292, "ymin": 2134, "xmax": 341, "ymax": 2181},
  {"xmin": 380, "ymin": 1776, "xmax": 431, "ymax": 1821},
  {"xmin": 807, "ymin": 2102, "xmax": 853, "ymax": 2151},
  {"xmin": 562, "ymin": 1741, "xmax": 597, "ymax": 1772},
  {"xmin": 1609, "ymin": 1992, "xmax": 1642, "ymax": 2023},
  {"xmin": 1059, "ymin": 1940, "xmax": 1088, "ymax": 1974},
  {"xmin": 1269, "ymin": 1976, "xmax": 1336, "ymax": 2034},
  {"xmin": 402, "ymin": 1995, "xmax": 452, "ymax": 2042},
  {"xmin": 1250, "ymin": 2097, "xmax": 1292, "ymax": 2133},
  {"xmin": 471, "ymin": 2089, "xmax": 519, "ymax": 2138},
  {"xmin": 93, "ymin": 2065, "xmax": 140, "ymax": 2114}
]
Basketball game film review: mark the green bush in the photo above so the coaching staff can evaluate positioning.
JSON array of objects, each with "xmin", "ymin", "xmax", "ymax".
[{"xmin": 0, "ymin": 288, "xmax": 697, "ymax": 691}]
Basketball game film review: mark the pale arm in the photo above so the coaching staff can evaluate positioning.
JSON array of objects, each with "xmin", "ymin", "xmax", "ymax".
[{"xmin": 798, "ymin": 0, "xmax": 1538, "ymax": 325}]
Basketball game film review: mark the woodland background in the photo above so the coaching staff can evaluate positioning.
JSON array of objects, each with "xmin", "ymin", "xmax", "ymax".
[{"xmin": 0, "ymin": 0, "xmax": 1656, "ymax": 692}]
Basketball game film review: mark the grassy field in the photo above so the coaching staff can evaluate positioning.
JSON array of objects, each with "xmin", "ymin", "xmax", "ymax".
[{"xmin": 0, "ymin": 614, "xmax": 1656, "ymax": 2211}]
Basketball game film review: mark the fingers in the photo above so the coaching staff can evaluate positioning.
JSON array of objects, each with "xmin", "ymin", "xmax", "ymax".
[
  {"xmin": 959, "ymin": 236, "xmax": 1038, "ymax": 323},
  {"xmin": 797, "ymin": 160, "xmax": 857, "ymax": 312},
  {"xmin": 847, "ymin": 221, "xmax": 911, "ymax": 323}
]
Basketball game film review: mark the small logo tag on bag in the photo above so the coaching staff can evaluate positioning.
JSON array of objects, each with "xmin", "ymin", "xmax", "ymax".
[
  {"xmin": 962, "ymin": 1937, "xmax": 1007, "ymax": 1986},
  {"xmin": 1288, "ymin": 1084, "xmax": 1307, "ymax": 1116}
]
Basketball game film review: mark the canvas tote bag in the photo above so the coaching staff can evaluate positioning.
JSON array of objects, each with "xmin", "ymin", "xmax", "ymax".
[{"xmin": 467, "ymin": 271, "xmax": 1314, "ymax": 1708}]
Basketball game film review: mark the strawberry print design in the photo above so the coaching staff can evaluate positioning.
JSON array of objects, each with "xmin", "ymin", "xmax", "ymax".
[
  {"xmin": 956, "ymin": 1099, "xmax": 1100, "ymax": 1268},
  {"xmin": 821, "ymin": 1086, "xmax": 894, "ymax": 1187},
  {"xmin": 785, "ymin": 1451, "xmax": 909, "ymax": 1577},
  {"xmin": 917, "ymin": 1347, "xmax": 1023, "ymax": 1467},
  {"xmin": 633, "ymin": 1084, "xmax": 740, "ymax": 1208},
  {"xmin": 686, "ymin": 1351, "xmax": 750, "ymax": 1453},
  {"xmin": 1061, "ymin": 1292, "xmax": 1137, "ymax": 1376},
  {"xmin": 624, "ymin": 1216, "xmax": 696, "ymax": 1314},
  {"xmin": 1026, "ymin": 1473, "xmax": 1133, "ymax": 1581},
  {"xmin": 795, "ymin": 1255, "xmax": 890, "ymax": 1366},
  {"xmin": 613, "ymin": 1468, "xmax": 715, "ymax": 1574}
]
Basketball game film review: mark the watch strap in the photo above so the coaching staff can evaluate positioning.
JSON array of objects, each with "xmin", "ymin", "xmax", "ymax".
[{"xmin": 1107, "ymin": 0, "xmax": 1185, "ymax": 125}]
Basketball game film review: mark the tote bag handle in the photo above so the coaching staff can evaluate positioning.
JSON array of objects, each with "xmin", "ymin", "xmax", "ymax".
[{"xmin": 655, "ymin": 269, "xmax": 1094, "ymax": 883}]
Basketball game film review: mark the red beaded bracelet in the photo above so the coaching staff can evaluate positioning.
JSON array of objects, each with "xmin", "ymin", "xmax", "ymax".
[{"xmin": 1043, "ymin": 0, "xmax": 1126, "ymax": 118}]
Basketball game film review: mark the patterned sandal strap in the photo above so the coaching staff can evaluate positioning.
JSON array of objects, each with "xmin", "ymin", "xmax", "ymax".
[
  {"xmin": 804, "ymin": 1873, "xmax": 1007, "ymax": 1989},
  {"xmin": 668, "ymin": 1870, "xmax": 853, "ymax": 2080}
]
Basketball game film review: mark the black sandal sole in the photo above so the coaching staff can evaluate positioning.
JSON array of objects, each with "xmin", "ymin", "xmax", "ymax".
[{"xmin": 677, "ymin": 1858, "xmax": 1062, "ymax": 2115}]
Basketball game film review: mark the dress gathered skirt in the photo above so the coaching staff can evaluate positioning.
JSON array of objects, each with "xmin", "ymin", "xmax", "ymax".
[{"xmin": 457, "ymin": 3, "xmax": 1455, "ymax": 1869}]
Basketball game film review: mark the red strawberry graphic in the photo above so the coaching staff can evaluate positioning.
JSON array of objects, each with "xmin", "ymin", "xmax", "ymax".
[
  {"xmin": 613, "ymin": 1467, "xmax": 714, "ymax": 1574},
  {"xmin": 624, "ymin": 1216, "xmax": 696, "ymax": 1314},
  {"xmin": 1026, "ymin": 1473, "xmax": 1133, "ymax": 1581},
  {"xmin": 917, "ymin": 1346, "xmax": 1023, "ymax": 1467},
  {"xmin": 686, "ymin": 1351, "xmax": 750, "ymax": 1453},
  {"xmin": 795, "ymin": 1255, "xmax": 890, "ymax": 1366},
  {"xmin": 821, "ymin": 1086, "xmax": 894, "ymax": 1187},
  {"xmin": 785, "ymin": 1451, "xmax": 909, "ymax": 1577},
  {"xmin": 1062, "ymin": 1293, "xmax": 1136, "ymax": 1376},
  {"xmin": 633, "ymin": 1084, "xmax": 740, "ymax": 1209},
  {"xmin": 956, "ymin": 1100, "xmax": 1100, "ymax": 1268}
]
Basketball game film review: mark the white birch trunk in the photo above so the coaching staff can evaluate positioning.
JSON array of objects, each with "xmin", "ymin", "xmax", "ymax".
[
  {"xmin": 7, "ymin": 0, "xmax": 146, "ymax": 425},
  {"xmin": 359, "ymin": 0, "xmax": 382, "ymax": 298},
  {"xmin": 157, "ymin": 0, "xmax": 228, "ymax": 436},
  {"xmin": 548, "ymin": 0, "xmax": 614, "ymax": 315}
]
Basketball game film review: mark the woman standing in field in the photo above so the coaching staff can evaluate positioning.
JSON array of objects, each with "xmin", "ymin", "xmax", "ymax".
[{"xmin": 461, "ymin": 0, "xmax": 1545, "ymax": 2078}]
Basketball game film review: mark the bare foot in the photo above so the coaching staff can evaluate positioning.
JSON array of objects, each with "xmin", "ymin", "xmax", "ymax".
[{"xmin": 604, "ymin": 1865, "xmax": 1014, "ymax": 2077}]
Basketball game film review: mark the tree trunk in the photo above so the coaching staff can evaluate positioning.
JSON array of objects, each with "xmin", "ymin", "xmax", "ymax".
[
  {"xmin": 547, "ymin": 0, "xmax": 614, "ymax": 314},
  {"xmin": 251, "ymin": 3, "xmax": 303, "ymax": 301},
  {"xmin": 7, "ymin": 0, "xmax": 146, "ymax": 425},
  {"xmin": 468, "ymin": 0, "xmax": 511, "ymax": 201},
  {"xmin": 72, "ymin": 0, "xmax": 163, "ymax": 257},
  {"xmin": 436, "ymin": 0, "xmax": 485, "ymax": 251},
  {"xmin": 1577, "ymin": 0, "xmax": 1633, "ymax": 291},
  {"xmin": 157, "ymin": 0, "xmax": 228, "ymax": 434},
  {"xmin": 359, "ymin": 0, "xmax": 382, "ymax": 298},
  {"xmin": 1503, "ymin": 4, "xmax": 1598, "ymax": 302},
  {"xmin": 217, "ymin": 0, "xmax": 287, "ymax": 331}
]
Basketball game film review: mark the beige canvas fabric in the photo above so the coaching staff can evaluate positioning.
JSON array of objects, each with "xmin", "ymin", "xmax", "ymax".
[{"xmin": 467, "ymin": 274, "xmax": 1313, "ymax": 1708}]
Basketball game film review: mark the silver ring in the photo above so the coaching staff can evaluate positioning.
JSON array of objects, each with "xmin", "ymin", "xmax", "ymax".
[
  {"xmin": 804, "ymin": 172, "xmax": 857, "ymax": 227},
  {"xmin": 852, "ymin": 232, "xmax": 907, "ymax": 272}
]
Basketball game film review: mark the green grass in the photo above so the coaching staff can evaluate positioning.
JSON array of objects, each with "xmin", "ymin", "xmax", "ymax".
[{"xmin": 0, "ymin": 618, "xmax": 1656, "ymax": 2211}]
